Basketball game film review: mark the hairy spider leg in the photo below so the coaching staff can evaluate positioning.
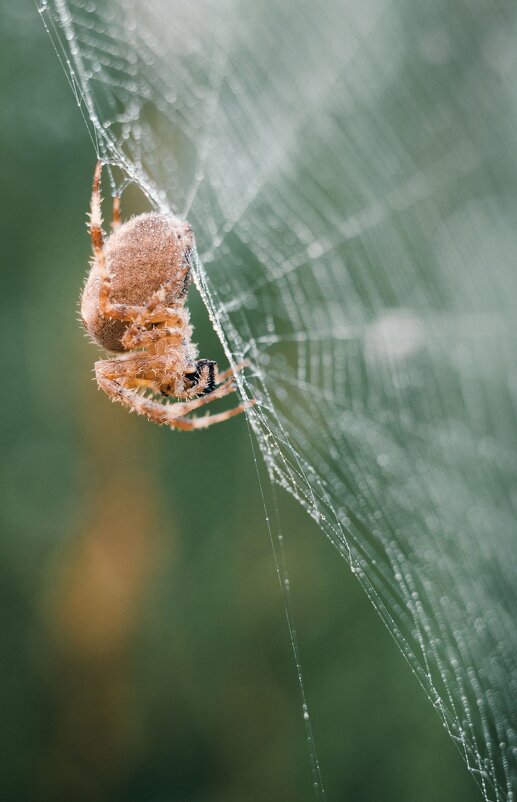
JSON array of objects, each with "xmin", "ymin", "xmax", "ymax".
[
  {"xmin": 215, "ymin": 360, "xmax": 249, "ymax": 384},
  {"xmin": 112, "ymin": 193, "xmax": 121, "ymax": 230},
  {"xmin": 95, "ymin": 359, "xmax": 254, "ymax": 430},
  {"xmin": 89, "ymin": 161, "xmax": 120, "ymax": 319},
  {"xmin": 120, "ymin": 321, "xmax": 184, "ymax": 351},
  {"xmin": 89, "ymin": 161, "xmax": 104, "ymax": 256},
  {"xmin": 168, "ymin": 405, "xmax": 253, "ymax": 432},
  {"xmin": 132, "ymin": 270, "xmax": 190, "ymax": 326}
]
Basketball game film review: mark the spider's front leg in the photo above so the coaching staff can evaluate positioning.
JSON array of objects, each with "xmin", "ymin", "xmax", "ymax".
[
  {"xmin": 120, "ymin": 311, "xmax": 186, "ymax": 351},
  {"xmin": 89, "ymin": 163, "xmax": 128, "ymax": 319},
  {"xmin": 89, "ymin": 161, "xmax": 105, "ymax": 256}
]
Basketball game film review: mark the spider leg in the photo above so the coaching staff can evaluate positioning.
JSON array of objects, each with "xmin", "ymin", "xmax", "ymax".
[
  {"xmin": 121, "ymin": 321, "xmax": 184, "ymax": 351},
  {"xmin": 140, "ymin": 271, "xmax": 190, "ymax": 319},
  {"xmin": 95, "ymin": 357, "xmax": 253, "ymax": 429},
  {"xmin": 97, "ymin": 352, "xmax": 167, "ymax": 386},
  {"xmin": 118, "ymin": 378, "xmax": 158, "ymax": 392},
  {"xmin": 112, "ymin": 193, "xmax": 121, "ymax": 230},
  {"xmin": 183, "ymin": 359, "xmax": 217, "ymax": 397},
  {"xmin": 89, "ymin": 161, "xmax": 104, "ymax": 257},
  {"xmin": 215, "ymin": 360, "xmax": 249, "ymax": 384},
  {"xmin": 89, "ymin": 162, "xmax": 118, "ymax": 318},
  {"xmin": 98, "ymin": 299, "xmax": 176, "ymax": 325},
  {"xmin": 167, "ymin": 403, "xmax": 254, "ymax": 431}
]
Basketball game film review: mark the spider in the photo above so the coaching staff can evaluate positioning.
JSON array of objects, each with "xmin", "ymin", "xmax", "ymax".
[{"xmin": 80, "ymin": 162, "xmax": 253, "ymax": 430}]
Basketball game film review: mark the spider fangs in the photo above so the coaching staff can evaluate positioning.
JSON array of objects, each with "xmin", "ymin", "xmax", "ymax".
[{"xmin": 80, "ymin": 162, "xmax": 254, "ymax": 430}]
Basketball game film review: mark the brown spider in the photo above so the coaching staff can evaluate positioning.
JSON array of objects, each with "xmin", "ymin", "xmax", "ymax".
[{"xmin": 80, "ymin": 162, "xmax": 253, "ymax": 430}]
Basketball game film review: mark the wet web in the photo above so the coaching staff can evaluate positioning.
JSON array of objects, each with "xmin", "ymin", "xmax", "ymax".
[{"xmin": 38, "ymin": 0, "xmax": 517, "ymax": 799}]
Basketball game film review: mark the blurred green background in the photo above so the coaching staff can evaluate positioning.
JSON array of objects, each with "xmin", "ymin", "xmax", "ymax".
[{"xmin": 0, "ymin": 4, "xmax": 482, "ymax": 802}]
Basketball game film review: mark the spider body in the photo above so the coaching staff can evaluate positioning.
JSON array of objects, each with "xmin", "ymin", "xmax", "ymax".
[
  {"xmin": 80, "ymin": 162, "xmax": 252, "ymax": 430},
  {"xmin": 82, "ymin": 212, "xmax": 194, "ymax": 352}
]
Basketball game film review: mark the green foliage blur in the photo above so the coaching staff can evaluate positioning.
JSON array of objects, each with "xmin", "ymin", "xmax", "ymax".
[{"xmin": 0, "ymin": 5, "xmax": 481, "ymax": 801}]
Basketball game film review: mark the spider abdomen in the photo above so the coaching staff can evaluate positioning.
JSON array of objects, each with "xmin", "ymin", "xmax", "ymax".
[{"xmin": 81, "ymin": 212, "xmax": 193, "ymax": 352}]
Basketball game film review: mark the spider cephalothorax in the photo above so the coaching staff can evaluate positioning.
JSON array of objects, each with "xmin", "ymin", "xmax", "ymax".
[{"xmin": 80, "ymin": 162, "xmax": 253, "ymax": 430}]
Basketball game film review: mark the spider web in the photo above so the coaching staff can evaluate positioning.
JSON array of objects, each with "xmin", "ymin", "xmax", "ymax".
[{"xmin": 38, "ymin": 0, "xmax": 517, "ymax": 799}]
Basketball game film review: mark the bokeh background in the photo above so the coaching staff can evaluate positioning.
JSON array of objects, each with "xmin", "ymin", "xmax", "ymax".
[{"xmin": 0, "ymin": 4, "xmax": 483, "ymax": 802}]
